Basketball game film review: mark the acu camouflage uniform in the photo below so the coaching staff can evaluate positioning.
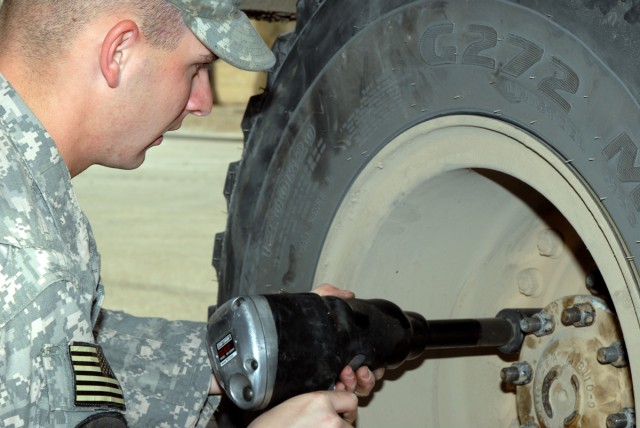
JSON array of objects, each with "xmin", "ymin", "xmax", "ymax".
[{"xmin": 0, "ymin": 75, "xmax": 219, "ymax": 427}]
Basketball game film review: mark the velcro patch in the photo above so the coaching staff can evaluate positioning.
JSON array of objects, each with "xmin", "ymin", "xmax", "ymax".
[{"xmin": 69, "ymin": 343, "xmax": 126, "ymax": 410}]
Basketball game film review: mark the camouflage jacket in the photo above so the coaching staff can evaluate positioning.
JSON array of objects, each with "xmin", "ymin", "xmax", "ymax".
[{"xmin": 0, "ymin": 75, "xmax": 219, "ymax": 427}]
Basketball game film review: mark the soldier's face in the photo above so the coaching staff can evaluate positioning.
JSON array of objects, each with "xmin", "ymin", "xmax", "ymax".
[{"xmin": 104, "ymin": 30, "xmax": 215, "ymax": 170}]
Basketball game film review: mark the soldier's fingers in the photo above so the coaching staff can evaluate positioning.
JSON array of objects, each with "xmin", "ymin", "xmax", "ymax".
[
  {"xmin": 354, "ymin": 366, "xmax": 376, "ymax": 396},
  {"xmin": 342, "ymin": 408, "xmax": 358, "ymax": 426},
  {"xmin": 373, "ymin": 368, "xmax": 385, "ymax": 380},
  {"xmin": 337, "ymin": 366, "xmax": 357, "ymax": 392},
  {"xmin": 312, "ymin": 283, "xmax": 355, "ymax": 299},
  {"xmin": 326, "ymin": 390, "xmax": 358, "ymax": 415}
]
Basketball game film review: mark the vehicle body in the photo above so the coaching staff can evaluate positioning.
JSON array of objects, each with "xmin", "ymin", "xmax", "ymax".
[
  {"xmin": 239, "ymin": 0, "xmax": 295, "ymax": 19},
  {"xmin": 217, "ymin": 0, "xmax": 640, "ymax": 426}
]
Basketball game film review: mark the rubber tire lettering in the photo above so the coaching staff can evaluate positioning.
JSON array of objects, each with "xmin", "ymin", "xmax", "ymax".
[
  {"xmin": 420, "ymin": 22, "xmax": 578, "ymax": 112},
  {"xmin": 603, "ymin": 132, "xmax": 640, "ymax": 211}
]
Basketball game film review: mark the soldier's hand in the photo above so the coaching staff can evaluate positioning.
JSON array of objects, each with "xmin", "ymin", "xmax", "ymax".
[{"xmin": 248, "ymin": 391, "xmax": 359, "ymax": 427}]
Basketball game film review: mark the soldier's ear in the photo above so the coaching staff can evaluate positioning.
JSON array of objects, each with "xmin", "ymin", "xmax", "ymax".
[{"xmin": 100, "ymin": 20, "xmax": 140, "ymax": 88}]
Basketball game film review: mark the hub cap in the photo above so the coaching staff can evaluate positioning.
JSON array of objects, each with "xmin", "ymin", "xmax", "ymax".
[{"xmin": 517, "ymin": 295, "xmax": 633, "ymax": 427}]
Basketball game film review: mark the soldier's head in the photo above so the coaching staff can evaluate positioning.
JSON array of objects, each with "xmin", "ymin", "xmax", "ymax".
[
  {"xmin": 0, "ymin": 0, "xmax": 274, "ymax": 72},
  {"xmin": 0, "ymin": 0, "xmax": 273, "ymax": 175}
]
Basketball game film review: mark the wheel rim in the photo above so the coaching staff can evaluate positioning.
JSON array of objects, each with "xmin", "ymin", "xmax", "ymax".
[{"xmin": 314, "ymin": 115, "xmax": 640, "ymax": 426}]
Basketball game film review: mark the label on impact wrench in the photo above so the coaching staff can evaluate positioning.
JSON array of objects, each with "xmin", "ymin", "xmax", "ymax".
[{"xmin": 216, "ymin": 333, "xmax": 237, "ymax": 367}]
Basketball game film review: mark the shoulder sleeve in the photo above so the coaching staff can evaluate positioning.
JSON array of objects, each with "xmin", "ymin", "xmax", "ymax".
[
  {"xmin": 94, "ymin": 309, "xmax": 219, "ymax": 427},
  {"xmin": 0, "ymin": 245, "xmax": 125, "ymax": 427},
  {"xmin": 0, "ymin": 244, "xmax": 73, "ymax": 328}
]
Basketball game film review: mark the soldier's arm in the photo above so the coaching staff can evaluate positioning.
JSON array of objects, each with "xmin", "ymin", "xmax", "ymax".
[
  {"xmin": 94, "ymin": 309, "xmax": 219, "ymax": 427},
  {"xmin": 0, "ymin": 245, "xmax": 127, "ymax": 427}
]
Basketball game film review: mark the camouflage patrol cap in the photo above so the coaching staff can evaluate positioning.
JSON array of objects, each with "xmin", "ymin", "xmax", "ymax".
[{"xmin": 165, "ymin": 0, "xmax": 276, "ymax": 71}]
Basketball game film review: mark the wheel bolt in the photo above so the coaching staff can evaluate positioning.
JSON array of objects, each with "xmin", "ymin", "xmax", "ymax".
[
  {"xmin": 520, "ymin": 316, "xmax": 541, "ymax": 333},
  {"xmin": 562, "ymin": 306, "xmax": 583, "ymax": 324},
  {"xmin": 606, "ymin": 407, "xmax": 635, "ymax": 428},
  {"xmin": 500, "ymin": 361, "xmax": 533, "ymax": 386},
  {"xmin": 586, "ymin": 270, "xmax": 607, "ymax": 296},
  {"xmin": 561, "ymin": 302, "xmax": 595, "ymax": 327},
  {"xmin": 599, "ymin": 346, "xmax": 621, "ymax": 364},
  {"xmin": 520, "ymin": 312, "xmax": 554, "ymax": 336},
  {"xmin": 537, "ymin": 229, "xmax": 563, "ymax": 258},
  {"xmin": 517, "ymin": 268, "xmax": 542, "ymax": 297},
  {"xmin": 598, "ymin": 341, "xmax": 628, "ymax": 368}
]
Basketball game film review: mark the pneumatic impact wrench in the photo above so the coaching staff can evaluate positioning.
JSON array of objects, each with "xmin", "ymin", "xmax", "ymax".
[{"xmin": 206, "ymin": 293, "xmax": 538, "ymax": 411}]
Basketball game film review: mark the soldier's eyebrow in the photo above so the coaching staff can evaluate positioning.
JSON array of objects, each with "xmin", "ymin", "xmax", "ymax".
[{"xmin": 198, "ymin": 53, "xmax": 217, "ymax": 64}]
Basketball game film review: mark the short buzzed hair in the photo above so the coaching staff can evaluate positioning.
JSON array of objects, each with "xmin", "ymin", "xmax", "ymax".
[{"xmin": 0, "ymin": 0, "xmax": 187, "ymax": 65}]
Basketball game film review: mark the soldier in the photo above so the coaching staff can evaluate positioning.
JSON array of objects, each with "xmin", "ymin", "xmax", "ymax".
[{"xmin": 0, "ymin": 0, "xmax": 380, "ymax": 426}]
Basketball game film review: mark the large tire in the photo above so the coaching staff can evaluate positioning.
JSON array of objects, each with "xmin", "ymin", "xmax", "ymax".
[{"xmin": 214, "ymin": 0, "xmax": 640, "ymax": 425}]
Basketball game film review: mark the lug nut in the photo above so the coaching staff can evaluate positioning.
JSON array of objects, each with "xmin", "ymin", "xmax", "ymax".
[
  {"xmin": 598, "ymin": 346, "xmax": 621, "ymax": 364},
  {"xmin": 586, "ymin": 270, "xmax": 607, "ymax": 296},
  {"xmin": 517, "ymin": 268, "xmax": 542, "ymax": 297},
  {"xmin": 520, "ymin": 312, "xmax": 554, "ymax": 336},
  {"xmin": 520, "ymin": 316, "xmax": 541, "ymax": 333},
  {"xmin": 598, "ymin": 341, "xmax": 628, "ymax": 368},
  {"xmin": 561, "ymin": 306, "xmax": 583, "ymax": 325},
  {"xmin": 606, "ymin": 407, "xmax": 635, "ymax": 428},
  {"xmin": 537, "ymin": 229, "xmax": 563, "ymax": 258},
  {"xmin": 500, "ymin": 361, "xmax": 533, "ymax": 386},
  {"xmin": 561, "ymin": 302, "xmax": 595, "ymax": 327}
]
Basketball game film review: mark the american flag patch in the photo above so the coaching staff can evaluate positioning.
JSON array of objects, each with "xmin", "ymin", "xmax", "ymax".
[{"xmin": 69, "ymin": 343, "xmax": 126, "ymax": 410}]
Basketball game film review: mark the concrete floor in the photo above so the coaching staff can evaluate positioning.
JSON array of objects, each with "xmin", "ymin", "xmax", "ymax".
[{"xmin": 73, "ymin": 111, "xmax": 244, "ymax": 322}]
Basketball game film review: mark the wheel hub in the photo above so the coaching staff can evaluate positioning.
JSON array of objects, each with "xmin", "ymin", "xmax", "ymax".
[{"xmin": 516, "ymin": 295, "xmax": 633, "ymax": 427}]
